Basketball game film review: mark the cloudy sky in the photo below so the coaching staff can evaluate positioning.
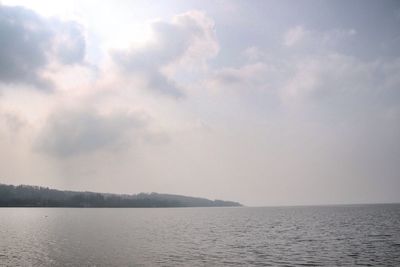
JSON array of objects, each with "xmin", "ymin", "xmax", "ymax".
[{"xmin": 0, "ymin": 0, "xmax": 399, "ymax": 206}]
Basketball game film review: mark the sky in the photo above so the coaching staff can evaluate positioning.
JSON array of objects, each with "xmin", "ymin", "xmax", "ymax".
[{"xmin": 0, "ymin": 0, "xmax": 399, "ymax": 206}]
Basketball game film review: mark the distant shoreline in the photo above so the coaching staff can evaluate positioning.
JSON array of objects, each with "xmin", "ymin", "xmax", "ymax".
[{"xmin": 0, "ymin": 183, "xmax": 242, "ymax": 208}]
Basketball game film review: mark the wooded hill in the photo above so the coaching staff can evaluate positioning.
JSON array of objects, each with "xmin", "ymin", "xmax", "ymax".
[{"xmin": 0, "ymin": 183, "xmax": 241, "ymax": 208}]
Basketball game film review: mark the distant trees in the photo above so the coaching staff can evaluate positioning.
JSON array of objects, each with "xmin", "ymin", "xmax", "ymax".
[{"xmin": 0, "ymin": 183, "xmax": 241, "ymax": 208}]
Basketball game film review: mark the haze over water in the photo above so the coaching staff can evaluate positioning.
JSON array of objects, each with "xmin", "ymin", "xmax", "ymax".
[{"xmin": 1, "ymin": 205, "xmax": 399, "ymax": 266}]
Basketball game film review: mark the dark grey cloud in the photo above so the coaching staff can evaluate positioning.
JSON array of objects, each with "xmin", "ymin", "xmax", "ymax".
[
  {"xmin": 35, "ymin": 109, "xmax": 146, "ymax": 158},
  {"xmin": 0, "ymin": 5, "xmax": 85, "ymax": 90},
  {"xmin": 112, "ymin": 11, "xmax": 217, "ymax": 97}
]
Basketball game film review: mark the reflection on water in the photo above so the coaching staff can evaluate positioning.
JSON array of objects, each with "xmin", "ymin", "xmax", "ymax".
[{"xmin": 1, "ymin": 205, "xmax": 399, "ymax": 266}]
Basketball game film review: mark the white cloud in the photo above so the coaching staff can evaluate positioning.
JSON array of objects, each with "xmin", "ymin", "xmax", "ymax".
[
  {"xmin": 283, "ymin": 25, "xmax": 308, "ymax": 47},
  {"xmin": 283, "ymin": 25, "xmax": 356, "ymax": 50},
  {"xmin": 111, "ymin": 11, "xmax": 218, "ymax": 97},
  {"xmin": 280, "ymin": 53, "xmax": 400, "ymax": 111},
  {"xmin": 208, "ymin": 30, "xmax": 399, "ymax": 119},
  {"xmin": 207, "ymin": 62, "xmax": 281, "ymax": 93},
  {"xmin": 242, "ymin": 46, "xmax": 267, "ymax": 62}
]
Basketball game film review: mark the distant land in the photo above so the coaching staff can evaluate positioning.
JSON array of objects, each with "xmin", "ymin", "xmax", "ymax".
[{"xmin": 0, "ymin": 183, "xmax": 241, "ymax": 208}]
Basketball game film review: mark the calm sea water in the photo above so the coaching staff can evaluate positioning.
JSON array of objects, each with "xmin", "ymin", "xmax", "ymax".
[{"xmin": 0, "ymin": 205, "xmax": 399, "ymax": 266}]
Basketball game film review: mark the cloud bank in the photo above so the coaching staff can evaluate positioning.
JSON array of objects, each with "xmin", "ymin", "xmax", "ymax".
[
  {"xmin": 112, "ymin": 11, "xmax": 218, "ymax": 97},
  {"xmin": 0, "ymin": 1, "xmax": 399, "ymax": 206},
  {"xmin": 0, "ymin": 5, "xmax": 85, "ymax": 90}
]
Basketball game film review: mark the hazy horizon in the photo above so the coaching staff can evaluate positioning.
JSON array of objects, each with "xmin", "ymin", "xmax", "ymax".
[
  {"xmin": 2, "ymin": 181, "xmax": 400, "ymax": 207},
  {"xmin": 1, "ymin": 0, "xmax": 400, "ymax": 207}
]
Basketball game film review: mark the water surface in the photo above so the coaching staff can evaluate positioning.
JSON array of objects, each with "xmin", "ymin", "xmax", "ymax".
[{"xmin": 1, "ymin": 204, "xmax": 399, "ymax": 266}]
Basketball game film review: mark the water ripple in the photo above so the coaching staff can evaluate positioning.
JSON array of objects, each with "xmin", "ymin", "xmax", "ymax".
[{"xmin": 0, "ymin": 204, "xmax": 399, "ymax": 266}]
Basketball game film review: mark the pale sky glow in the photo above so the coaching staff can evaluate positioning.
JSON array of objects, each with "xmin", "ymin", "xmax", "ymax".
[{"xmin": 0, "ymin": 0, "xmax": 399, "ymax": 206}]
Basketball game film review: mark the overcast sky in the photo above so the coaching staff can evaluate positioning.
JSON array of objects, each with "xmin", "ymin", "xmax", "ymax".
[{"xmin": 0, "ymin": 0, "xmax": 399, "ymax": 206}]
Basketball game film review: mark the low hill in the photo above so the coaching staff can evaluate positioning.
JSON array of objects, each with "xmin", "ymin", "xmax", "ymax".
[{"xmin": 0, "ymin": 183, "xmax": 241, "ymax": 208}]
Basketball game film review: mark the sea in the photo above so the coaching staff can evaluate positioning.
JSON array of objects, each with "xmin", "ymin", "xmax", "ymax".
[{"xmin": 0, "ymin": 204, "xmax": 399, "ymax": 266}]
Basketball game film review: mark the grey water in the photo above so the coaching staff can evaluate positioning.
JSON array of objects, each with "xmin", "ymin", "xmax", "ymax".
[{"xmin": 0, "ymin": 204, "xmax": 399, "ymax": 266}]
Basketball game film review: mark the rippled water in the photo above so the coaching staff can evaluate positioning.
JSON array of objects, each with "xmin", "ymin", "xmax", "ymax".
[{"xmin": 0, "ymin": 204, "xmax": 399, "ymax": 266}]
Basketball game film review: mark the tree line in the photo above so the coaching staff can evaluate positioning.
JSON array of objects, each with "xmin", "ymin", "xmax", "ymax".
[{"xmin": 0, "ymin": 183, "xmax": 241, "ymax": 207}]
